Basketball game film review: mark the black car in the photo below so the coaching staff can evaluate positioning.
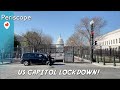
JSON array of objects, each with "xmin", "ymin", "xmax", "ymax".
[{"xmin": 21, "ymin": 53, "xmax": 54, "ymax": 66}]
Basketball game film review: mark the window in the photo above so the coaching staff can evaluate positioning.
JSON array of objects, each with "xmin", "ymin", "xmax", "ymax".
[
  {"xmin": 113, "ymin": 39, "xmax": 115, "ymax": 44},
  {"xmin": 23, "ymin": 54, "xmax": 29, "ymax": 58},
  {"xmin": 29, "ymin": 53, "xmax": 35, "ymax": 58},
  {"xmin": 36, "ymin": 54, "xmax": 41, "ymax": 58},
  {"xmin": 39, "ymin": 54, "xmax": 43, "ymax": 58},
  {"xmin": 116, "ymin": 39, "xmax": 117, "ymax": 44},
  {"xmin": 119, "ymin": 38, "xmax": 120, "ymax": 43},
  {"xmin": 109, "ymin": 40, "xmax": 110, "ymax": 45},
  {"xmin": 111, "ymin": 40, "xmax": 112, "ymax": 45},
  {"xmin": 36, "ymin": 54, "xmax": 44, "ymax": 58}
]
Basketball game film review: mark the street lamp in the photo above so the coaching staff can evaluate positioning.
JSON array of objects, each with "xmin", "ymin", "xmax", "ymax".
[{"xmin": 90, "ymin": 20, "xmax": 94, "ymax": 63}]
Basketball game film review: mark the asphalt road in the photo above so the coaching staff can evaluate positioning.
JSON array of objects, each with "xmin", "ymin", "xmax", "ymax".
[{"xmin": 0, "ymin": 62, "xmax": 120, "ymax": 79}]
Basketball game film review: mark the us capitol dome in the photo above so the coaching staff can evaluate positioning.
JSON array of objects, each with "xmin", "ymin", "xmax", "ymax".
[{"xmin": 56, "ymin": 35, "xmax": 64, "ymax": 52}]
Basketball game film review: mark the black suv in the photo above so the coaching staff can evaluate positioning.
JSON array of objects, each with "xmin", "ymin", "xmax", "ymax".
[{"xmin": 21, "ymin": 53, "xmax": 54, "ymax": 66}]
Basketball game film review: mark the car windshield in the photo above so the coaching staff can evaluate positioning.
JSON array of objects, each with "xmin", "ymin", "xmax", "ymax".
[{"xmin": 43, "ymin": 53, "xmax": 47, "ymax": 57}]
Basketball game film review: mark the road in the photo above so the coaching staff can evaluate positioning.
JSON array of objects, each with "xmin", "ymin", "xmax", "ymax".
[{"xmin": 0, "ymin": 62, "xmax": 120, "ymax": 79}]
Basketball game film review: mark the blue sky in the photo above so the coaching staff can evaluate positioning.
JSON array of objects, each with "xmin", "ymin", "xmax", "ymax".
[{"xmin": 14, "ymin": 11, "xmax": 120, "ymax": 44}]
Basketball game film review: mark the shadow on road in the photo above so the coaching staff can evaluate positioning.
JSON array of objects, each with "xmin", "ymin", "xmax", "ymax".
[
  {"xmin": 73, "ymin": 62, "xmax": 91, "ymax": 64},
  {"xmin": 53, "ymin": 63, "xmax": 65, "ymax": 65}
]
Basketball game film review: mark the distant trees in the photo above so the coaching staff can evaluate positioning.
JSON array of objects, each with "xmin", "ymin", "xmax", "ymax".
[
  {"xmin": 14, "ymin": 29, "xmax": 53, "ymax": 52},
  {"xmin": 66, "ymin": 17, "xmax": 106, "ymax": 47},
  {"xmin": 42, "ymin": 34, "xmax": 53, "ymax": 45},
  {"xmin": 23, "ymin": 30, "xmax": 42, "ymax": 51},
  {"xmin": 66, "ymin": 31, "xmax": 86, "ymax": 46}
]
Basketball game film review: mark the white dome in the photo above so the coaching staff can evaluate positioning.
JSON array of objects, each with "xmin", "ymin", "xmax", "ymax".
[
  {"xmin": 56, "ymin": 35, "xmax": 64, "ymax": 52},
  {"xmin": 56, "ymin": 35, "xmax": 64, "ymax": 45}
]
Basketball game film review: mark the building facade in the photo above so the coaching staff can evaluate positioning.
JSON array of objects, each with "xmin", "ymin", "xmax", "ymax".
[{"xmin": 95, "ymin": 29, "xmax": 120, "ymax": 50}]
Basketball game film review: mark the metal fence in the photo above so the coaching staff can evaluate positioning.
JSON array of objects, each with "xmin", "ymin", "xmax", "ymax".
[
  {"xmin": 93, "ymin": 46, "xmax": 120, "ymax": 65},
  {"xmin": 76, "ymin": 45, "xmax": 120, "ymax": 66},
  {"xmin": 1, "ymin": 44, "xmax": 120, "ymax": 65},
  {"xmin": 73, "ymin": 46, "xmax": 90, "ymax": 60},
  {"xmin": 64, "ymin": 46, "xmax": 90, "ymax": 63},
  {"xmin": 69, "ymin": 45, "xmax": 120, "ymax": 65},
  {"xmin": 0, "ymin": 44, "xmax": 64, "ymax": 64}
]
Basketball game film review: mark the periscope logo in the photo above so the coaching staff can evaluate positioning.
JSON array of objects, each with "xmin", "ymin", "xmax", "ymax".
[{"xmin": 4, "ymin": 21, "xmax": 10, "ymax": 29}]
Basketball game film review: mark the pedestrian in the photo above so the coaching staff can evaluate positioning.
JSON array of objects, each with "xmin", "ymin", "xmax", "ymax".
[{"xmin": 47, "ymin": 51, "xmax": 52, "ymax": 66}]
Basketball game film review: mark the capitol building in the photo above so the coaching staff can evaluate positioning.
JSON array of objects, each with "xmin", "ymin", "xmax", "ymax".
[
  {"xmin": 56, "ymin": 35, "xmax": 64, "ymax": 53},
  {"xmin": 95, "ymin": 28, "xmax": 120, "ymax": 50}
]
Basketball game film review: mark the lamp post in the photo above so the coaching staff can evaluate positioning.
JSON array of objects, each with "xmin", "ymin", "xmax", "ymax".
[{"xmin": 90, "ymin": 20, "xmax": 94, "ymax": 63}]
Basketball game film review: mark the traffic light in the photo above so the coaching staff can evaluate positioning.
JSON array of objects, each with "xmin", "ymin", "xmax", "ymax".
[{"xmin": 95, "ymin": 41, "xmax": 97, "ymax": 45}]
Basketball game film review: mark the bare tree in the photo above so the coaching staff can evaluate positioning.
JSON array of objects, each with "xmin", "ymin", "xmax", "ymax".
[
  {"xmin": 75, "ymin": 17, "xmax": 106, "ymax": 46},
  {"xmin": 22, "ymin": 29, "xmax": 53, "ymax": 52},
  {"xmin": 41, "ymin": 34, "xmax": 53, "ymax": 50},
  {"xmin": 42, "ymin": 34, "xmax": 53, "ymax": 45},
  {"xmin": 66, "ymin": 31, "xmax": 87, "ymax": 58},
  {"xmin": 66, "ymin": 17, "xmax": 106, "ymax": 58},
  {"xmin": 23, "ymin": 30, "xmax": 42, "ymax": 52},
  {"xmin": 66, "ymin": 32, "xmax": 85, "ymax": 46}
]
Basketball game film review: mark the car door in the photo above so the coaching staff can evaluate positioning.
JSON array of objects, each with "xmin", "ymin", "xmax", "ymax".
[
  {"xmin": 36, "ymin": 54, "xmax": 43, "ymax": 63},
  {"xmin": 29, "ymin": 53, "xmax": 36, "ymax": 63}
]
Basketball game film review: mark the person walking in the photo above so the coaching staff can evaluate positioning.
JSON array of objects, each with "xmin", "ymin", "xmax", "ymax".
[{"xmin": 47, "ymin": 51, "xmax": 52, "ymax": 66}]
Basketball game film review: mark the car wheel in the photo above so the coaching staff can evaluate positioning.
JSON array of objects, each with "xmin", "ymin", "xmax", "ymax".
[
  {"xmin": 24, "ymin": 61, "xmax": 29, "ymax": 66},
  {"xmin": 46, "ymin": 61, "xmax": 50, "ymax": 65}
]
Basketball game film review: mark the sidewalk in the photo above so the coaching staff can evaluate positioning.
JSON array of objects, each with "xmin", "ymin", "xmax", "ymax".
[
  {"xmin": 0, "ymin": 61, "xmax": 11, "ymax": 65},
  {"xmin": 74, "ymin": 56, "xmax": 91, "ymax": 63},
  {"xmin": 0, "ymin": 58, "xmax": 13, "ymax": 65},
  {"xmin": 74, "ymin": 56, "xmax": 120, "ymax": 68},
  {"xmin": 92, "ymin": 62, "xmax": 120, "ymax": 68}
]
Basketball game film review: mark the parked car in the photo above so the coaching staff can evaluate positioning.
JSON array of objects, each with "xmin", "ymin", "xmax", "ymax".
[{"xmin": 21, "ymin": 53, "xmax": 55, "ymax": 66}]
